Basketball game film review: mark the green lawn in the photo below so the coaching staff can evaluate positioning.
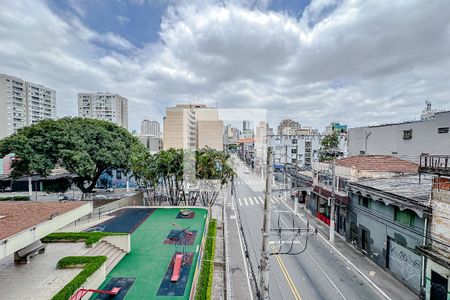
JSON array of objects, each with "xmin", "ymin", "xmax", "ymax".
[{"xmin": 97, "ymin": 207, "xmax": 208, "ymax": 300}]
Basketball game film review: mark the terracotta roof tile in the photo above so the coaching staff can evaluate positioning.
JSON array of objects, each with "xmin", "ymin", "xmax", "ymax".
[
  {"xmin": 336, "ymin": 155, "xmax": 418, "ymax": 173},
  {"xmin": 0, "ymin": 201, "xmax": 87, "ymax": 240}
]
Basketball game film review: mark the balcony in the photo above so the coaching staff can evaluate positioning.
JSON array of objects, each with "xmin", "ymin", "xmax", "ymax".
[{"xmin": 419, "ymin": 154, "xmax": 450, "ymax": 176}]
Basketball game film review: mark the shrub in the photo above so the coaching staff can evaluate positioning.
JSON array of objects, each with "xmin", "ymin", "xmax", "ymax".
[
  {"xmin": 52, "ymin": 256, "xmax": 107, "ymax": 300},
  {"xmin": 196, "ymin": 218, "xmax": 217, "ymax": 300},
  {"xmin": 42, "ymin": 232, "xmax": 126, "ymax": 246},
  {"xmin": 0, "ymin": 195, "xmax": 30, "ymax": 201}
]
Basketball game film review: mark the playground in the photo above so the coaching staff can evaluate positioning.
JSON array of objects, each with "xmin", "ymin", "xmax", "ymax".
[{"xmin": 93, "ymin": 207, "xmax": 208, "ymax": 300}]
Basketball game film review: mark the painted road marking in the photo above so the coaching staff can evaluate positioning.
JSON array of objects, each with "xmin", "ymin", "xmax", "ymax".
[
  {"xmin": 238, "ymin": 198, "xmax": 242, "ymax": 206},
  {"xmin": 244, "ymin": 198, "xmax": 248, "ymax": 206},
  {"xmin": 272, "ymin": 245, "xmax": 302, "ymax": 300},
  {"xmin": 258, "ymin": 196, "xmax": 264, "ymax": 204},
  {"xmin": 249, "ymin": 198, "xmax": 254, "ymax": 205}
]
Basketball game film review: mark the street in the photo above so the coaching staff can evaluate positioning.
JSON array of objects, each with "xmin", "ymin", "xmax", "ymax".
[{"xmin": 226, "ymin": 158, "xmax": 385, "ymax": 300}]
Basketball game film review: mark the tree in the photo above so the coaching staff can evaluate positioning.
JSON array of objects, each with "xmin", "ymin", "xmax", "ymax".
[
  {"xmin": 319, "ymin": 131, "xmax": 341, "ymax": 161},
  {"xmin": 0, "ymin": 117, "xmax": 144, "ymax": 196}
]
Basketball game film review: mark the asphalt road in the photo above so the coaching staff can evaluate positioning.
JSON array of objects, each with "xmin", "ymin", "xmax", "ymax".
[{"xmin": 228, "ymin": 158, "xmax": 385, "ymax": 300}]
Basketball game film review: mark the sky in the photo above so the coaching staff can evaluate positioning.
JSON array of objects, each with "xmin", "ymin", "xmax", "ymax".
[{"xmin": 1, "ymin": 0, "xmax": 449, "ymax": 133}]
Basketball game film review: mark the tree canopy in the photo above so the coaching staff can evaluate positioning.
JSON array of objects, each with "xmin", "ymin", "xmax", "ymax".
[
  {"xmin": 319, "ymin": 131, "xmax": 341, "ymax": 161},
  {"xmin": 0, "ymin": 117, "xmax": 147, "ymax": 194},
  {"xmin": 131, "ymin": 147, "xmax": 234, "ymax": 207}
]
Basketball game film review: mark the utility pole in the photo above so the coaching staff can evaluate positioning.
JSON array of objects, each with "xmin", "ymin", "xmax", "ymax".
[
  {"xmin": 329, "ymin": 157, "xmax": 336, "ymax": 244},
  {"xmin": 260, "ymin": 147, "xmax": 273, "ymax": 299}
]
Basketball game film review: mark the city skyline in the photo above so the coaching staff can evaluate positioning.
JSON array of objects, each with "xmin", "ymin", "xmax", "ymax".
[{"xmin": 1, "ymin": 1, "xmax": 449, "ymax": 133}]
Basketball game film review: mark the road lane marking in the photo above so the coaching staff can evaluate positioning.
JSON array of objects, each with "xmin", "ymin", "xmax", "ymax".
[
  {"xmin": 244, "ymin": 198, "xmax": 248, "ymax": 206},
  {"xmin": 253, "ymin": 197, "xmax": 259, "ymax": 205},
  {"xmin": 258, "ymin": 196, "xmax": 263, "ymax": 204},
  {"xmin": 238, "ymin": 198, "xmax": 242, "ymax": 206},
  {"xmin": 249, "ymin": 197, "xmax": 254, "ymax": 205},
  {"xmin": 272, "ymin": 245, "xmax": 302, "ymax": 300}
]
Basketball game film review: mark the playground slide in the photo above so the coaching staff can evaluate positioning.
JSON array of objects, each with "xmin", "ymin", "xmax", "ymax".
[{"xmin": 171, "ymin": 254, "xmax": 183, "ymax": 282}]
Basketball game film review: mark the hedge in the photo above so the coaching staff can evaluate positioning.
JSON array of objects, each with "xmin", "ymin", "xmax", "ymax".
[
  {"xmin": 195, "ymin": 218, "xmax": 217, "ymax": 300},
  {"xmin": 52, "ymin": 256, "xmax": 107, "ymax": 300},
  {"xmin": 42, "ymin": 232, "xmax": 126, "ymax": 246},
  {"xmin": 0, "ymin": 195, "xmax": 30, "ymax": 201}
]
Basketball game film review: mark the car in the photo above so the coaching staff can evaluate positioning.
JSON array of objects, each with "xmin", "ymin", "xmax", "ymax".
[
  {"xmin": 105, "ymin": 188, "xmax": 114, "ymax": 193},
  {"xmin": 244, "ymin": 169, "xmax": 250, "ymax": 174},
  {"xmin": 94, "ymin": 194, "xmax": 107, "ymax": 200}
]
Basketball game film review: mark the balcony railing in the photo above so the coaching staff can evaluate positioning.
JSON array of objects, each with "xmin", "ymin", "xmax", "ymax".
[{"xmin": 419, "ymin": 154, "xmax": 450, "ymax": 176}]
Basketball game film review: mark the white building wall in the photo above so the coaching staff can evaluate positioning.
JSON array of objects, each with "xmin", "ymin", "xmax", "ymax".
[
  {"xmin": 348, "ymin": 111, "xmax": 450, "ymax": 162},
  {"xmin": 78, "ymin": 93, "xmax": 128, "ymax": 128}
]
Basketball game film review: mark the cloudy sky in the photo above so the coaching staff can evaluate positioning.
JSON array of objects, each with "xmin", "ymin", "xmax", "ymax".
[{"xmin": 1, "ymin": 0, "xmax": 449, "ymax": 132}]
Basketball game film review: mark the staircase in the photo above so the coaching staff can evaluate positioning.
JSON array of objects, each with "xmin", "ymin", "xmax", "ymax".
[{"xmin": 85, "ymin": 241, "xmax": 127, "ymax": 273}]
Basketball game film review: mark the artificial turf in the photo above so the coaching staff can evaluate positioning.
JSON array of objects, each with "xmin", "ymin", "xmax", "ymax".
[{"xmin": 94, "ymin": 207, "xmax": 208, "ymax": 300}]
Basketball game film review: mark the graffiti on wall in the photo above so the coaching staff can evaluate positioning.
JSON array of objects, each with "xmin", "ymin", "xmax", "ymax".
[{"xmin": 388, "ymin": 240, "xmax": 421, "ymax": 292}]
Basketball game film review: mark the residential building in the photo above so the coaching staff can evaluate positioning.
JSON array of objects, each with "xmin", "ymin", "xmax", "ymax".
[
  {"xmin": 310, "ymin": 155, "xmax": 419, "ymax": 237},
  {"xmin": 277, "ymin": 119, "xmax": 302, "ymax": 135},
  {"xmin": 140, "ymin": 120, "xmax": 160, "ymax": 137},
  {"xmin": 163, "ymin": 104, "xmax": 223, "ymax": 151},
  {"xmin": 271, "ymin": 133, "xmax": 346, "ymax": 169},
  {"xmin": 243, "ymin": 120, "xmax": 251, "ymax": 131},
  {"xmin": 137, "ymin": 135, "xmax": 162, "ymax": 154},
  {"xmin": 77, "ymin": 93, "xmax": 128, "ymax": 128},
  {"xmin": 347, "ymin": 175, "xmax": 431, "ymax": 294},
  {"xmin": 223, "ymin": 124, "xmax": 240, "ymax": 147},
  {"xmin": 348, "ymin": 103, "xmax": 450, "ymax": 162},
  {"xmin": 417, "ymin": 154, "xmax": 450, "ymax": 299},
  {"xmin": 0, "ymin": 74, "xmax": 56, "ymax": 139}
]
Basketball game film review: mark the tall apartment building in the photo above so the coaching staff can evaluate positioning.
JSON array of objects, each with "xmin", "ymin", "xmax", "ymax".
[
  {"xmin": 77, "ymin": 93, "xmax": 128, "ymax": 128},
  {"xmin": 163, "ymin": 104, "xmax": 223, "ymax": 150},
  {"xmin": 140, "ymin": 120, "xmax": 160, "ymax": 137},
  {"xmin": 277, "ymin": 119, "xmax": 302, "ymax": 135},
  {"xmin": 0, "ymin": 74, "xmax": 56, "ymax": 139}
]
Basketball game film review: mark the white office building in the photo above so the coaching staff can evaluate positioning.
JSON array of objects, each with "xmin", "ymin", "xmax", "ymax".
[
  {"xmin": 0, "ymin": 74, "xmax": 56, "ymax": 139},
  {"xmin": 78, "ymin": 93, "xmax": 128, "ymax": 128}
]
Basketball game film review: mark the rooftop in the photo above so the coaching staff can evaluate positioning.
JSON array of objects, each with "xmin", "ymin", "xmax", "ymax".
[
  {"xmin": 352, "ymin": 174, "xmax": 432, "ymax": 204},
  {"xmin": 0, "ymin": 201, "xmax": 87, "ymax": 240},
  {"xmin": 336, "ymin": 155, "xmax": 418, "ymax": 173}
]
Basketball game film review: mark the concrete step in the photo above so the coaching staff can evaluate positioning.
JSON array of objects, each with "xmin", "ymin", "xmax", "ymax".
[
  {"xmin": 106, "ymin": 250, "xmax": 126, "ymax": 273},
  {"xmin": 86, "ymin": 241, "xmax": 108, "ymax": 256}
]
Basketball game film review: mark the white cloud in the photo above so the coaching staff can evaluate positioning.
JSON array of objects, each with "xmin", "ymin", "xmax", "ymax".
[
  {"xmin": 0, "ymin": 0, "xmax": 449, "ymax": 132},
  {"xmin": 117, "ymin": 15, "xmax": 130, "ymax": 26}
]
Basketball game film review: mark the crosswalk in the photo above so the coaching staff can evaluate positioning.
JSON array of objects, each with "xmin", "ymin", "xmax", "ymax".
[
  {"xmin": 234, "ymin": 179, "xmax": 264, "ymax": 186},
  {"xmin": 231, "ymin": 195, "xmax": 284, "ymax": 207}
]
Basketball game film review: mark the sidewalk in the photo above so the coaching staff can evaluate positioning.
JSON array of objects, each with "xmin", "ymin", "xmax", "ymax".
[{"xmin": 299, "ymin": 206, "xmax": 418, "ymax": 300}]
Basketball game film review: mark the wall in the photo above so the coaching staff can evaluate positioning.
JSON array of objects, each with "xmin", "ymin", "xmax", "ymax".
[
  {"xmin": 349, "ymin": 192, "xmax": 425, "ymax": 292},
  {"xmin": 348, "ymin": 111, "xmax": 450, "ymax": 162},
  {"xmin": 0, "ymin": 202, "xmax": 93, "ymax": 260},
  {"xmin": 102, "ymin": 234, "xmax": 130, "ymax": 253},
  {"xmin": 425, "ymin": 259, "xmax": 450, "ymax": 300},
  {"xmin": 430, "ymin": 188, "xmax": 450, "ymax": 258}
]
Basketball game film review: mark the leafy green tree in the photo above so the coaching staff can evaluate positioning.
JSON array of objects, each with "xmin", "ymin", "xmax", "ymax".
[
  {"xmin": 0, "ymin": 117, "xmax": 144, "ymax": 196},
  {"xmin": 320, "ymin": 131, "xmax": 341, "ymax": 161},
  {"xmin": 43, "ymin": 177, "xmax": 72, "ymax": 194}
]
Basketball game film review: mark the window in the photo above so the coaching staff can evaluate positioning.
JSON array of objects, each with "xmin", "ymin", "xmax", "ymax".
[
  {"xmin": 403, "ymin": 129, "xmax": 413, "ymax": 140},
  {"xmin": 438, "ymin": 127, "xmax": 449, "ymax": 134},
  {"xmin": 292, "ymin": 139, "xmax": 297, "ymax": 144},
  {"xmin": 358, "ymin": 195, "xmax": 371, "ymax": 208},
  {"xmin": 360, "ymin": 150, "xmax": 366, "ymax": 155},
  {"xmin": 116, "ymin": 170, "xmax": 122, "ymax": 180},
  {"xmin": 394, "ymin": 208, "xmax": 415, "ymax": 227},
  {"xmin": 291, "ymin": 149, "xmax": 297, "ymax": 154}
]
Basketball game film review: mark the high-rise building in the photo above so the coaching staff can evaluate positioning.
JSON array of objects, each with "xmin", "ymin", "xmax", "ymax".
[
  {"xmin": 140, "ymin": 120, "xmax": 160, "ymax": 137},
  {"xmin": 163, "ymin": 104, "xmax": 223, "ymax": 150},
  {"xmin": 0, "ymin": 74, "xmax": 56, "ymax": 139},
  {"xmin": 243, "ymin": 120, "xmax": 251, "ymax": 131},
  {"xmin": 78, "ymin": 93, "xmax": 128, "ymax": 128},
  {"xmin": 277, "ymin": 119, "xmax": 302, "ymax": 135}
]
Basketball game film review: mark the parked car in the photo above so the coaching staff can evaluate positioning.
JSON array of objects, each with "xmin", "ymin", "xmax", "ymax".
[{"xmin": 105, "ymin": 188, "xmax": 114, "ymax": 193}]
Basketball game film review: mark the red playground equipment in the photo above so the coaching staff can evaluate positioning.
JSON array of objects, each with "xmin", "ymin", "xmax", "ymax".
[
  {"xmin": 171, "ymin": 254, "xmax": 183, "ymax": 282},
  {"xmin": 170, "ymin": 223, "xmax": 193, "ymax": 282},
  {"xmin": 69, "ymin": 287, "xmax": 121, "ymax": 300}
]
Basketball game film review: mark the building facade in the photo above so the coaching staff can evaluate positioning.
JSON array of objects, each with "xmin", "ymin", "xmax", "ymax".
[
  {"xmin": 348, "ymin": 108, "xmax": 450, "ymax": 163},
  {"xmin": 163, "ymin": 104, "xmax": 223, "ymax": 151},
  {"xmin": 348, "ymin": 175, "xmax": 431, "ymax": 294},
  {"xmin": 417, "ymin": 155, "xmax": 450, "ymax": 300},
  {"xmin": 140, "ymin": 120, "xmax": 160, "ymax": 137},
  {"xmin": 77, "ymin": 93, "xmax": 128, "ymax": 128},
  {"xmin": 0, "ymin": 74, "xmax": 56, "ymax": 139},
  {"xmin": 277, "ymin": 119, "xmax": 302, "ymax": 135}
]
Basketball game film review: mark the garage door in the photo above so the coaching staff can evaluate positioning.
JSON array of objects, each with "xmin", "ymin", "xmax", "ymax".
[{"xmin": 388, "ymin": 239, "xmax": 422, "ymax": 293}]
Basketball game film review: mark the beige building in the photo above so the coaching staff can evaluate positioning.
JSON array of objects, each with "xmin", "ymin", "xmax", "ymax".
[
  {"xmin": 0, "ymin": 74, "xmax": 56, "ymax": 139},
  {"xmin": 140, "ymin": 119, "xmax": 160, "ymax": 137},
  {"xmin": 163, "ymin": 104, "xmax": 223, "ymax": 150},
  {"xmin": 78, "ymin": 93, "xmax": 128, "ymax": 128}
]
